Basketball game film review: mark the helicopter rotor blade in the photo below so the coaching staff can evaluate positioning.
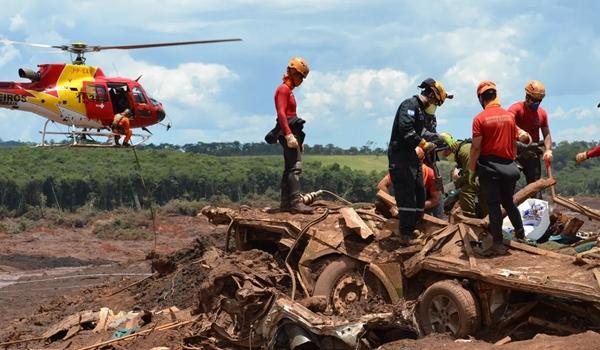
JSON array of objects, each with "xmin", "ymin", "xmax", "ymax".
[
  {"xmin": 0, "ymin": 39, "xmax": 54, "ymax": 48},
  {"xmin": 92, "ymin": 38, "xmax": 242, "ymax": 51}
]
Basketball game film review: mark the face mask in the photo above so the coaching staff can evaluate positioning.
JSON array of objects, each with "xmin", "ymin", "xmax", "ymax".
[
  {"xmin": 528, "ymin": 102, "xmax": 540, "ymax": 111},
  {"xmin": 424, "ymin": 104, "xmax": 437, "ymax": 115}
]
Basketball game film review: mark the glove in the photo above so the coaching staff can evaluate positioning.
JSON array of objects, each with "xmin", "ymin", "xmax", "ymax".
[
  {"xmin": 285, "ymin": 134, "xmax": 299, "ymax": 149},
  {"xmin": 415, "ymin": 146, "xmax": 425, "ymax": 162},
  {"xmin": 517, "ymin": 129, "xmax": 532, "ymax": 144},
  {"xmin": 576, "ymin": 152, "xmax": 588, "ymax": 164},
  {"xmin": 543, "ymin": 150, "xmax": 553, "ymax": 163},
  {"xmin": 418, "ymin": 139, "xmax": 436, "ymax": 153}
]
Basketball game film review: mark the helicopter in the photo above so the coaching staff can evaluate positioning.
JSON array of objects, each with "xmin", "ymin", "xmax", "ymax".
[{"xmin": 0, "ymin": 38, "xmax": 241, "ymax": 146}]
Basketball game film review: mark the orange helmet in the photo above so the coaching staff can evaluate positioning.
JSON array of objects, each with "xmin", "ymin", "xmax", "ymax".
[
  {"xmin": 288, "ymin": 57, "xmax": 310, "ymax": 78},
  {"xmin": 418, "ymin": 78, "xmax": 453, "ymax": 105},
  {"xmin": 477, "ymin": 80, "xmax": 497, "ymax": 96},
  {"xmin": 525, "ymin": 80, "xmax": 545, "ymax": 100}
]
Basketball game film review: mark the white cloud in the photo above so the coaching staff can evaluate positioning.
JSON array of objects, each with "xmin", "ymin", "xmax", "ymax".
[
  {"xmin": 556, "ymin": 124, "xmax": 600, "ymax": 142},
  {"xmin": 550, "ymin": 106, "xmax": 600, "ymax": 120},
  {"xmin": 0, "ymin": 46, "xmax": 19, "ymax": 67},
  {"xmin": 299, "ymin": 68, "xmax": 417, "ymax": 124},
  {"xmin": 9, "ymin": 14, "xmax": 25, "ymax": 32},
  {"xmin": 94, "ymin": 52, "xmax": 237, "ymax": 107}
]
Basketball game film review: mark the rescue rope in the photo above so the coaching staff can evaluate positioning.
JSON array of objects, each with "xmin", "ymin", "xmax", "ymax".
[{"xmin": 131, "ymin": 146, "xmax": 158, "ymax": 251}]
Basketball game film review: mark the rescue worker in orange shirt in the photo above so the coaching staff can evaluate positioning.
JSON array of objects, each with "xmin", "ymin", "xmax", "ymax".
[
  {"xmin": 271, "ymin": 57, "xmax": 312, "ymax": 214},
  {"xmin": 508, "ymin": 80, "xmax": 553, "ymax": 186},
  {"xmin": 469, "ymin": 81, "xmax": 526, "ymax": 255},
  {"xmin": 112, "ymin": 108, "xmax": 133, "ymax": 147},
  {"xmin": 377, "ymin": 160, "xmax": 442, "ymax": 219}
]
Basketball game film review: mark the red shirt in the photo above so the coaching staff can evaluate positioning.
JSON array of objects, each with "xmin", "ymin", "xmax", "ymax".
[
  {"xmin": 472, "ymin": 104, "xmax": 518, "ymax": 160},
  {"xmin": 274, "ymin": 82, "xmax": 297, "ymax": 136},
  {"xmin": 587, "ymin": 145, "xmax": 600, "ymax": 159},
  {"xmin": 422, "ymin": 164, "xmax": 436, "ymax": 195},
  {"xmin": 508, "ymin": 101, "xmax": 548, "ymax": 142}
]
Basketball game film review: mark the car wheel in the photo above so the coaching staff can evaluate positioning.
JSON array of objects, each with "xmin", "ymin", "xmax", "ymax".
[
  {"xmin": 419, "ymin": 280, "xmax": 480, "ymax": 338},
  {"xmin": 313, "ymin": 256, "xmax": 388, "ymax": 314}
]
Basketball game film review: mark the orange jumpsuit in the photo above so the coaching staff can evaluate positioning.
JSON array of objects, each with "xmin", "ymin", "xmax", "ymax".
[{"xmin": 112, "ymin": 113, "xmax": 132, "ymax": 145}]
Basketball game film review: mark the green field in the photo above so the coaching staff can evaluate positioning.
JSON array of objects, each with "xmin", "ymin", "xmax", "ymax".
[
  {"xmin": 304, "ymin": 155, "xmax": 388, "ymax": 172},
  {"xmin": 228, "ymin": 155, "xmax": 388, "ymax": 173},
  {"xmin": 229, "ymin": 154, "xmax": 455, "ymax": 176}
]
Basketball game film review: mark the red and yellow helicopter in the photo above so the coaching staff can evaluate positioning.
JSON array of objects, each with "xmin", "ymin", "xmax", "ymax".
[{"xmin": 0, "ymin": 38, "xmax": 241, "ymax": 146}]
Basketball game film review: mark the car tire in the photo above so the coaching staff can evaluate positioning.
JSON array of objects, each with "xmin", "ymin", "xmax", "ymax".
[
  {"xmin": 313, "ymin": 256, "xmax": 388, "ymax": 314},
  {"xmin": 418, "ymin": 280, "xmax": 480, "ymax": 338}
]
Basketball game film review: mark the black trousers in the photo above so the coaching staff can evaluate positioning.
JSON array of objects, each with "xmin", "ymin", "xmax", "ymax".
[
  {"xmin": 520, "ymin": 156, "xmax": 541, "ymax": 184},
  {"xmin": 478, "ymin": 158, "xmax": 524, "ymax": 244},
  {"xmin": 278, "ymin": 129, "xmax": 305, "ymax": 203},
  {"xmin": 390, "ymin": 160, "xmax": 425, "ymax": 236}
]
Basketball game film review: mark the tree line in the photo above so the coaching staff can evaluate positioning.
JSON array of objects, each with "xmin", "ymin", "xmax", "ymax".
[{"xmin": 0, "ymin": 140, "xmax": 599, "ymax": 216}]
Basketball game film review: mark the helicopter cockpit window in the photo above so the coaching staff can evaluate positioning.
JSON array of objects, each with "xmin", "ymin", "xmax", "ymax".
[
  {"xmin": 85, "ymin": 85, "xmax": 108, "ymax": 102},
  {"xmin": 132, "ymin": 87, "xmax": 147, "ymax": 104}
]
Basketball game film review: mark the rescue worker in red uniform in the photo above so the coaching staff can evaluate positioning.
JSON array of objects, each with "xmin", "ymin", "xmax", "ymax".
[
  {"xmin": 273, "ymin": 57, "xmax": 313, "ymax": 213},
  {"xmin": 576, "ymin": 144, "xmax": 600, "ymax": 164},
  {"xmin": 388, "ymin": 78, "xmax": 451, "ymax": 243},
  {"xmin": 112, "ymin": 109, "xmax": 133, "ymax": 147},
  {"xmin": 508, "ymin": 80, "xmax": 553, "ymax": 185},
  {"xmin": 469, "ymin": 81, "xmax": 525, "ymax": 255},
  {"xmin": 376, "ymin": 162, "xmax": 442, "ymax": 218}
]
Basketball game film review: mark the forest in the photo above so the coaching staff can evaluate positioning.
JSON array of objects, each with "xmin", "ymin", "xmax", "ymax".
[{"xmin": 0, "ymin": 139, "xmax": 598, "ymax": 216}]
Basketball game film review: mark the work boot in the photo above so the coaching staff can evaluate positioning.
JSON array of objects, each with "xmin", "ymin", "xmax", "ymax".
[
  {"xmin": 289, "ymin": 195, "xmax": 314, "ymax": 214},
  {"xmin": 513, "ymin": 228, "xmax": 525, "ymax": 240},
  {"xmin": 489, "ymin": 241, "xmax": 508, "ymax": 255}
]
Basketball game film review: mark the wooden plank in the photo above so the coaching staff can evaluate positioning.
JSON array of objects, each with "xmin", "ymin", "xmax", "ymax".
[
  {"xmin": 528, "ymin": 316, "xmax": 579, "ymax": 334},
  {"xmin": 458, "ymin": 224, "xmax": 477, "ymax": 268},
  {"xmin": 494, "ymin": 336, "xmax": 512, "ymax": 346},
  {"xmin": 340, "ymin": 207, "xmax": 374, "ymax": 239},
  {"xmin": 496, "ymin": 301, "xmax": 538, "ymax": 330},
  {"xmin": 421, "ymin": 256, "xmax": 600, "ymax": 304},
  {"xmin": 376, "ymin": 189, "xmax": 396, "ymax": 207},
  {"xmin": 554, "ymin": 195, "xmax": 600, "ymax": 221},
  {"xmin": 506, "ymin": 240, "xmax": 575, "ymax": 262},
  {"xmin": 562, "ymin": 217, "xmax": 585, "ymax": 236},
  {"xmin": 593, "ymin": 268, "xmax": 600, "ymax": 290},
  {"xmin": 402, "ymin": 226, "xmax": 458, "ymax": 278}
]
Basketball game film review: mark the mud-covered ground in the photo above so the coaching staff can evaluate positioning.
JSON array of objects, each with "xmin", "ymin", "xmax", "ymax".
[{"xmin": 0, "ymin": 198, "xmax": 599, "ymax": 349}]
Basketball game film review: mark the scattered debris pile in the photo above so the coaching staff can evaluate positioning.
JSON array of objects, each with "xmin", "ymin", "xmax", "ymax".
[{"xmin": 2, "ymin": 178, "xmax": 600, "ymax": 349}]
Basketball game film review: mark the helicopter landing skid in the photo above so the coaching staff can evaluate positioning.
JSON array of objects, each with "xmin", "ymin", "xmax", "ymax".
[{"xmin": 37, "ymin": 120, "xmax": 151, "ymax": 147}]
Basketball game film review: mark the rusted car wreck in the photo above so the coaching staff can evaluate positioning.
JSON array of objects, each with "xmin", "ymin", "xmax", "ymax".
[{"xmin": 202, "ymin": 178, "xmax": 600, "ymax": 348}]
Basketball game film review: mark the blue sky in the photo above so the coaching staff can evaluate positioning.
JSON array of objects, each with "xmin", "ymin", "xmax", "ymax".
[{"xmin": 0, "ymin": 0, "xmax": 600, "ymax": 148}]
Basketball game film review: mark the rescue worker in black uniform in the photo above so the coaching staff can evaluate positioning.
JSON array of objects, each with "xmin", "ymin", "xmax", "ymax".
[{"xmin": 388, "ymin": 79, "xmax": 452, "ymax": 242}]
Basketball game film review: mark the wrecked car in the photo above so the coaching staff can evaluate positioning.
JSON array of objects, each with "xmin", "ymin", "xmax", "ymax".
[{"xmin": 202, "ymin": 178, "xmax": 600, "ymax": 342}]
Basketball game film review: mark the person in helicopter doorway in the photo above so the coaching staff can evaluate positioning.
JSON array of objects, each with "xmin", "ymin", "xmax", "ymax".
[{"xmin": 112, "ymin": 108, "xmax": 133, "ymax": 147}]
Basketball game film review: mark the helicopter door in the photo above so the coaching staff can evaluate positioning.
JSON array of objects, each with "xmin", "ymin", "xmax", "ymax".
[
  {"xmin": 131, "ymin": 86, "xmax": 152, "ymax": 119},
  {"xmin": 82, "ymin": 82, "xmax": 114, "ymax": 122}
]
